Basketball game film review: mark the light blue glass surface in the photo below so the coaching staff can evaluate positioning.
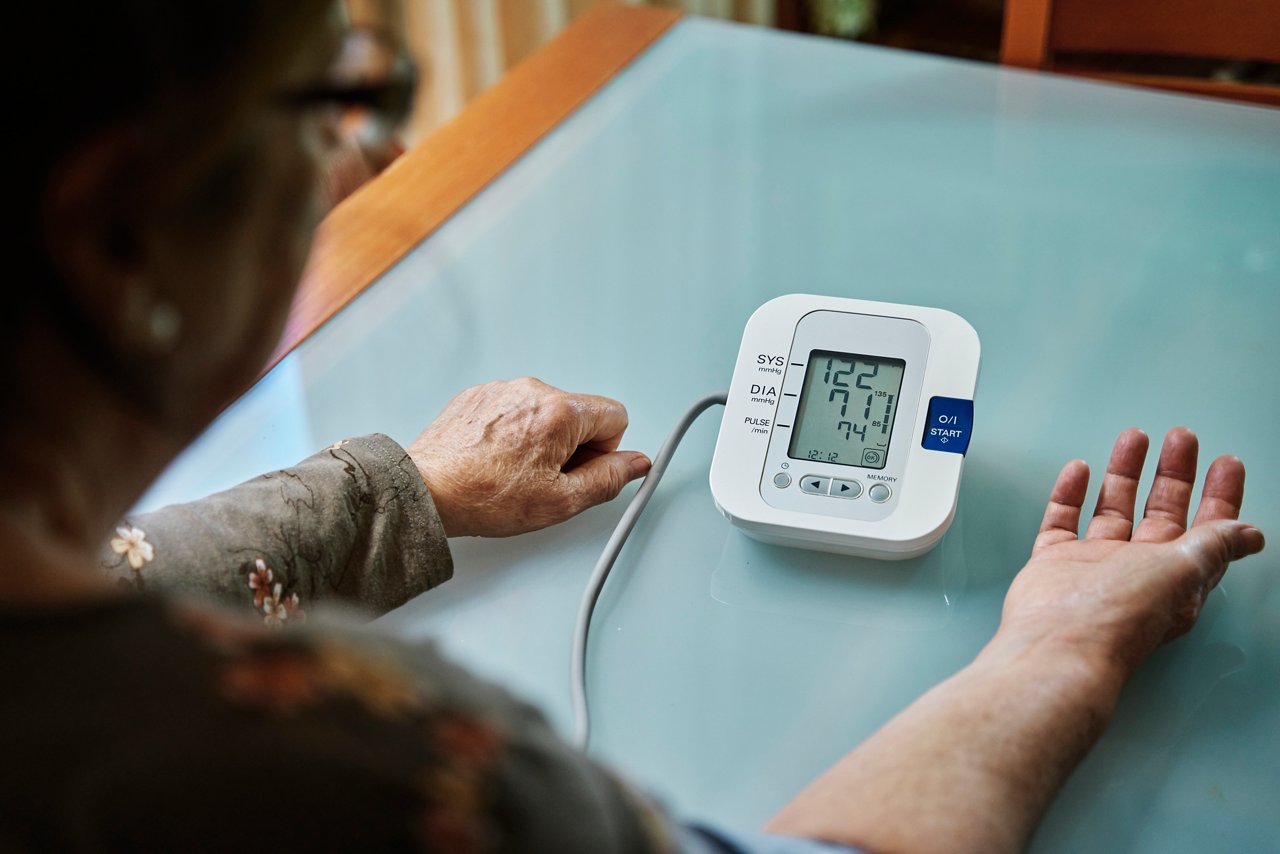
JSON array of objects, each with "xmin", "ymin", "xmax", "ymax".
[{"xmin": 139, "ymin": 18, "xmax": 1280, "ymax": 851}]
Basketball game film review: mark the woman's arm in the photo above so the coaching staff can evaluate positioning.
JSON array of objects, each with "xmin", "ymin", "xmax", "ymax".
[
  {"xmin": 101, "ymin": 433, "xmax": 452, "ymax": 621},
  {"xmin": 100, "ymin": 378, "xmax": 651, "ymax": 622},
  {"xmin": 766, "ymin": 428, "xmax": 1265, "ymax": 853}
]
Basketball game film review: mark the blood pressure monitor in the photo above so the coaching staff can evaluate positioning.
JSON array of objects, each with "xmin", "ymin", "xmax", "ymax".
[{"xmin": 710, "ymin": 295, "xmax": 980, "ymax": 559}]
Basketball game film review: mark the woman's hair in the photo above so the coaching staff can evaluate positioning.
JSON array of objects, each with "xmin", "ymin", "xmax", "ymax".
[{"xmin": 7, "ymin": 1, "xmax": 330, "ymax": 422}]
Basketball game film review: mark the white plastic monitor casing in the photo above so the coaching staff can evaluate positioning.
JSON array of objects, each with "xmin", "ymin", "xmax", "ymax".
[{"xmin": 710, "ymin": 295, "xmax": 981, "ymax": 559}]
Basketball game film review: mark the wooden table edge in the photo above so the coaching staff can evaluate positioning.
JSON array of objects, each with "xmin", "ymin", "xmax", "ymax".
[{"xmin": 266, "ymin": 2, "xmax": 683, "ymax": 372}]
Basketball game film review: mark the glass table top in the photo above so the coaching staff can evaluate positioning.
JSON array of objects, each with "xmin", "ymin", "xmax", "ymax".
[{"xmin": 138, "ymin": 17, "xmax": 1280, "ymax": 851}]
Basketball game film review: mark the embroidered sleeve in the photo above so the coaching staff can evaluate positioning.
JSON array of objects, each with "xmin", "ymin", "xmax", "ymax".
[{"xmin": 99, "ymin": 434, "xmax": 452, "ymax": 620}]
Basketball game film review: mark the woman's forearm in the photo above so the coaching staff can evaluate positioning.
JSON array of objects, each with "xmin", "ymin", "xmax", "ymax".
[
  {"xmin": 100, "ymin": 434, "xmax": 452, "ymax": 618},
  {"xmin": 765, "ymin": 633, "xmax": 1125, "ymax": 854}
]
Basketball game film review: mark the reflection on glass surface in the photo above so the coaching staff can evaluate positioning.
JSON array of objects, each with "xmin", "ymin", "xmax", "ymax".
[{"xmin": 142, "ymin": 18, "xmax": 1280, "ymax": 853}]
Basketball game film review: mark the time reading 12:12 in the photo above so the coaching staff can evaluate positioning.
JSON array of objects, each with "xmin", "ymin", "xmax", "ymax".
[{"xmin": 788, "ymin": 350, "xmax": 906, "ymax": 471}]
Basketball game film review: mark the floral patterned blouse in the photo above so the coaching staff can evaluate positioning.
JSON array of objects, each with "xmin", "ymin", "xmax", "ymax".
[
  {"xmin": 100, "ymin": 435, "xmax": 454, "ymax": 624},
  {"xmin": 0, "ymin": 596, "xmax": 677, "ymax": 851},
  {"xmin": 0, "ymin": 435, "xmax": 683, "ymax": 852}
]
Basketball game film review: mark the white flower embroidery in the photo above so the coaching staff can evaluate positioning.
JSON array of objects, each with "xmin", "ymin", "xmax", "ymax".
[
  {"xmin": 246, "ymin": 559, "xmax": 305, "ymax": 628},
  {"xmin": 110, "ymin": 526, "xmax": 154, "ymax": 571},
  {"xmin": 247, "ymin": 558, "xmax": 274, "ymax": 608},
  {"xmin": 263, "ymin": 583, "xmax": 288, "ymax": 628},
  {"xmin": 283, "ymin": 592, "xmax": 306, "ymax": 624}
]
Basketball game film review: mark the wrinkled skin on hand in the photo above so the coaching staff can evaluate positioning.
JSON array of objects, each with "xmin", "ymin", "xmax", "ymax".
[
  {"xmin": 407, "ymin": 378, "xmax": 652, "ymax": 538},
  {"xmin": 1000, "ymin": 427, "xmax": 1265, "ymax": 680},
  {"xmin": 763, "ymin": 426, "xmax": 1264, "ymax": 854}
]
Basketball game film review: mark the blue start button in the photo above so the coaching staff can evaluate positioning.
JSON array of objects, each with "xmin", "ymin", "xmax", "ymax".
[{"xmin": 921, "ymin": 396, "xmax": 973, "ymax": 455}]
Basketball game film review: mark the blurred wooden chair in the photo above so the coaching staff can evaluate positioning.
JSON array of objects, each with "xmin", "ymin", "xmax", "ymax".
[{"xmin": 1001, "ymin": 0, "xmax": 1280, "ymax": 106}]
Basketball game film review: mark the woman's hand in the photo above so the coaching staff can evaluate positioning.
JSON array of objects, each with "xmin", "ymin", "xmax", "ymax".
[
  {"xmin": 766, "ymin": 427, "xmax": 1264, "ymax": 854},
  {"xmin": 999, "ymin": 426, "xmax": 1265, "ymax": 681},
  {"xmin": 407, "ymin": 378, "xmax": 651, "ymax": 538}
]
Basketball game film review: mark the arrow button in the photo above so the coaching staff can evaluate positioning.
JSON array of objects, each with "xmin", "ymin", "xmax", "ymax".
[
  {"xmin": 799, "ymin": 475, "xmax": 831, "ymax": 495},
  {"xmin": 831, "ymin": 479, "xmax": 862, "ymax": 499}
]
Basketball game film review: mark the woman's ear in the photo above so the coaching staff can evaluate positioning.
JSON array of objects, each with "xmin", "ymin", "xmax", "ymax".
[{"xmin": 40, "ymin": 126, "xmax": 169, "ymax": 356}]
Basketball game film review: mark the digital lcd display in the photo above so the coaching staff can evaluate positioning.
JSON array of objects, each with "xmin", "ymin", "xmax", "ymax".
[{"xmin": 788, "ymin": 350, "xmax": 906, "ymax": 470}]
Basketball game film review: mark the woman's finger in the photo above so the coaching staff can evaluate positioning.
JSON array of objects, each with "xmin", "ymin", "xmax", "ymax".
[
  {"xmin": 1033, "ymin": 459, "xmax": 1090, "ymax": 555},
  {"xmin": 1190, "ymin": 455, "xmax": 1246, "ymax": 527},
  {"xmin": 1084, "ymin": 428, "xmax": 1149, "ymax": 541},
  {"xmin": 1133, "ymin": 427, "xmax": 1199, "ymax": 543},
  {"xmin": 1173, "ymin": 520, "xmax": 1265, "ymax": 592},
  {"xmin": 566, "ymin": 392, "xmax": 631, "ymax": 453},
  {"xmin": 560, "ymin": 450, "xmax": 651, "ymax": 514}
]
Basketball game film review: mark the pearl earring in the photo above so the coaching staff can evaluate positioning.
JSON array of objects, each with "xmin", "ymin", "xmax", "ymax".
[
  {"xmin": 147, "ymin": 300, "xmax": 182, "ymax": 350},
  {"xmin": 122, "ymin": 280, "xmax": 182, "ymax": 353}
]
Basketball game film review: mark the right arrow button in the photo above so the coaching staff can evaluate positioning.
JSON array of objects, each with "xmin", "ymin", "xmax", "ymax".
[{"xmin": 831, "ymin": 479, "xmax": 862, "ymax": 499}]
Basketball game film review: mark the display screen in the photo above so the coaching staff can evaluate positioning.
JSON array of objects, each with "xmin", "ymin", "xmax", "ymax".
[{"xmin": 788, "ymin": 350, "xmax": 906, "ymax": 470}]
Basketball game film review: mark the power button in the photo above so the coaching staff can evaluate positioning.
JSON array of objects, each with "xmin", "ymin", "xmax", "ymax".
[{"xmin": 921, "ymin": 397, "xmax": 973, "ymax": 455}]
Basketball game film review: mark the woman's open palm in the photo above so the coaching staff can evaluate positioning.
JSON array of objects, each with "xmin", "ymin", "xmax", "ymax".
[{"xmin": 1000, "ymin": 427, "xmax": 1265, "ymax": 677}]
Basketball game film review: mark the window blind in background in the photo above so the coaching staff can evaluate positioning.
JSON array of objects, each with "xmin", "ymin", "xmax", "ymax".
[{"xmin": 401, "ymin": 0, "xmax": 781, "ymax": 142}]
